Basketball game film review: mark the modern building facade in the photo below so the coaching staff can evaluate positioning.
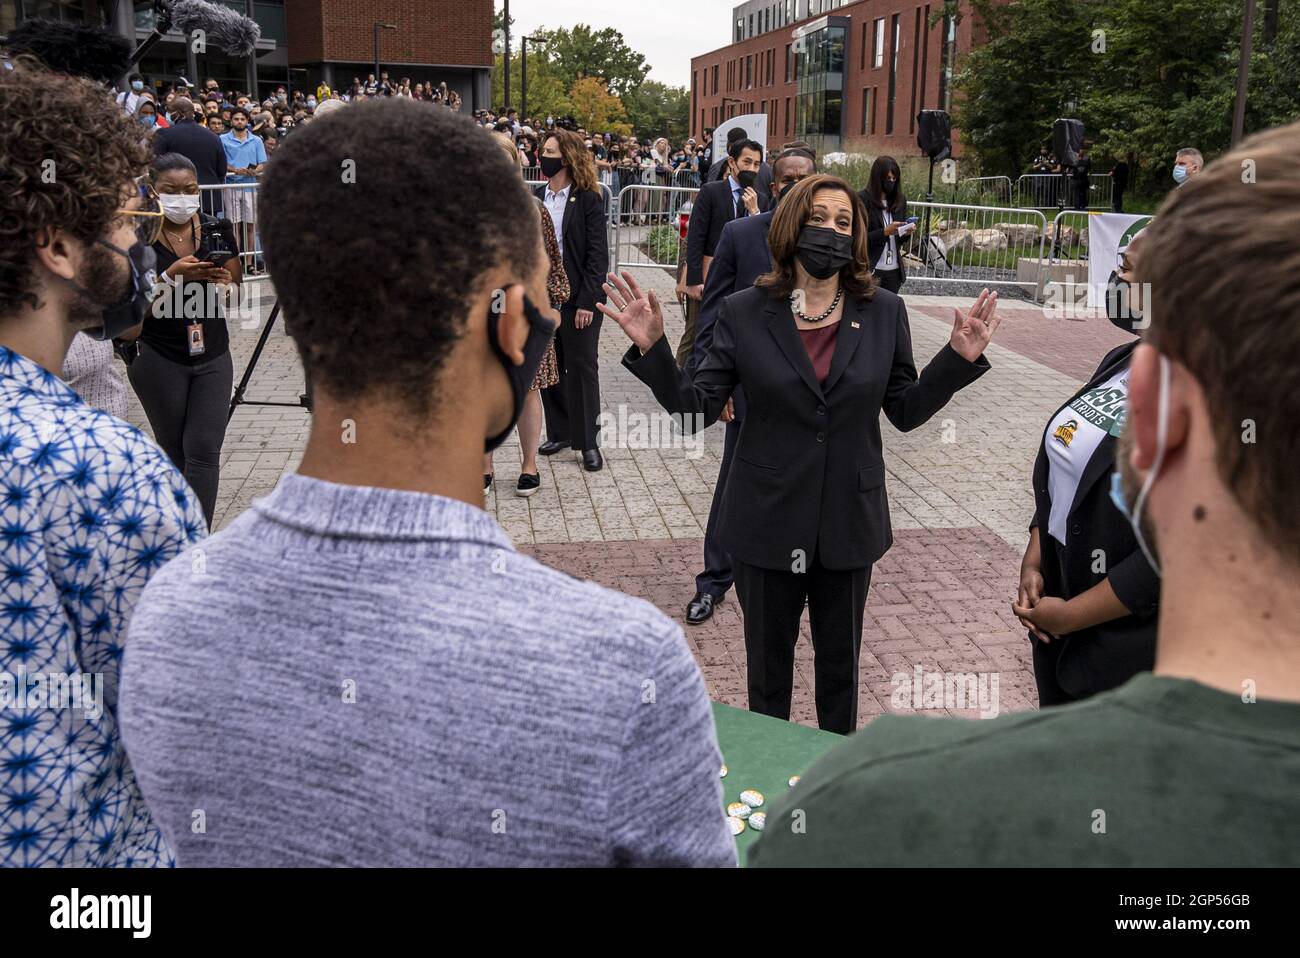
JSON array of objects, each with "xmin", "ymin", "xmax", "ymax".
[
  {"xmin": 284, "ymin": 0, "xmax": 492, "ymax": 108},
  {"xmin": 2, "ymin": 1, "xmax": 491, "ymax": 107},
  {"xmin": 691, "ymin": 0, "xmax": 979, "ymax": 157}
]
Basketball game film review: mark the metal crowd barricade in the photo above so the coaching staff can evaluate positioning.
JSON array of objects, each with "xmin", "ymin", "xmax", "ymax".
[
  {"xmin": 611, "ymin": 184, "xmax": 699, "ymax": 273},
  {"xmin": 198, "ymin": 181, "xmax": 266, "ymax": 279},
  {"xmin": 902, "ymin": 201, "xmax": 1049, "ymax": 292},
  {"xmin": 955, "ymin": 175, "xmax": 1013, "ymax": 206},
  {"xmin": 671, "ymin": 168, "xmax": 703, "ymax": 190},
  {"xmin": 1087, "ymin": 173, "xmax": 1113, "ymax": 210},
  {"xmin": 1016, "ymin": 173, "xmax": 1068, "ymax": 208}
]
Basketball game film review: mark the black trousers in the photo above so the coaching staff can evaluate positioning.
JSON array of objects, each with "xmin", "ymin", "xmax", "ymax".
[
  {"xmin": 876, "ymin": 268, "xmax": 904, "ymax": 294},
  {"xmin": 733, "ymin": 553, "xmax": 871, "ymax": 735},
  {"xmin": 1029, "ymin": 632, "xmax": 1081, "ymax": 707},
  {"xmin": 127, "ymin": 342, "xmax": 232, "ymax": 529},
  {"xmin": 541, "ymin": 303, "xmax": 603, "ymax": 451},
  {"xmin": 696, "ymin": 415, "xmax": 738, "ymax": 600},
  {"xmin": 1112, "ymin": 187, "xmax": 1125, "ymax": 213}
]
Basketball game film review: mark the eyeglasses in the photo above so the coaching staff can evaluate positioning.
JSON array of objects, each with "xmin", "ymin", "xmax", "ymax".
[{"xmin": 116, "ymin": 186, "xmax": 164, "ymax": 245}]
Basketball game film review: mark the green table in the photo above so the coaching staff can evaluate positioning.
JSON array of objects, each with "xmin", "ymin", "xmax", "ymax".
[{"xmin": 710, "ymin": 702, "xmax": 841, "ymax": 862}]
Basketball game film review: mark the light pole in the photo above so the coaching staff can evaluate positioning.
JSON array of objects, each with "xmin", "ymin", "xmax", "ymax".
[
  {"xmin": 373, "ymin": 22, "xmax": 397, "ymax": 82},
  {"xmin": 521, "ymin": 35, "xmax": 548, "ymax": 121},
  {"xmin": 245, "ymin": 0, "xmax": 259, "ymax": 98},
  {"xmin": 502, "ymin": 0, "xmax": 511, "ymax": 111}
]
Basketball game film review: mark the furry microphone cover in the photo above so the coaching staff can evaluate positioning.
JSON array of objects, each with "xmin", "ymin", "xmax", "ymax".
[{"xmin": 170, "ymin": 0, "xmax": 262, "ymax": 58}]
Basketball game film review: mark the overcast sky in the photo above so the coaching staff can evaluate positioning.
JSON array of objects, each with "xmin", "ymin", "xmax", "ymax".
[{"xmin": 500, "ymin": 2, "xmax": 734, "ymax": 88}]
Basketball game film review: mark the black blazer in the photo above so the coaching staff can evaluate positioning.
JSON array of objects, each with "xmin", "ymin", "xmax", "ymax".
[
  {"xmin": 533, "ymin": 184, "xmax": 608, "ymax": 313},
  {"xmin": 686, "ymin": 178, "xmax": 769, "ymax": 286},
  {"xmin": 1030, "ymin": 340, "xmax": 1159, "ymax": 697},
  {"xmin": 623, "ymin": 285, "xmax": 989, "ymax": 571},
  {"xmin": 154, "ymin": 120, "xmax": 228, "ymax": 216},
  {"xmin": 859, "ymin": 190, "xmax": 909, "ymax": 279}
]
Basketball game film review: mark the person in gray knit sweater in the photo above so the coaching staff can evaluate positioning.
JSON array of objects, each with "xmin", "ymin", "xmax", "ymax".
[{"xmin": 118, "ymin": 99, "xmax": 736, "ymax": 867}]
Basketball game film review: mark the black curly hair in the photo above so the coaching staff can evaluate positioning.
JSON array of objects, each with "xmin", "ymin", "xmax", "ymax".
[
  {"xmin": 0, "ymin": 58, "xmax": 150, "ymax": 316},
  {"xmin": 260, "ymin": 98, "xmax": 539, "ymax": 418}
]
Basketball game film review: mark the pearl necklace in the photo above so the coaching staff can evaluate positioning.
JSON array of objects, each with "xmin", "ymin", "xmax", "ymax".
[{"xmin": 792, "ymin": 285, "xmax": 843, "ymax": 324}]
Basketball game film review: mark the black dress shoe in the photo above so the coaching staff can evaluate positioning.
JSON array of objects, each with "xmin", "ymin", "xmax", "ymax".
[
  {"xmin": 686, "ymin": 591, "xmax": 716, "ymax": 625},
  {"xmin": 582, "ymin": 448, "xmax": 603, "ymax": 472},
  {"xmin": 538, "ymin": 439, "xmax": 569, "ymax": 456}
]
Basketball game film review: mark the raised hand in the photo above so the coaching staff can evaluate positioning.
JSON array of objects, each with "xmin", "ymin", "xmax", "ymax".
[
  {"xmin": 949, "ymin": 287, "xmax": 1001, "ymax": 362},
  {"xmin": 598, "ymin": 270, "xmax": 665, "ymax": 353}
]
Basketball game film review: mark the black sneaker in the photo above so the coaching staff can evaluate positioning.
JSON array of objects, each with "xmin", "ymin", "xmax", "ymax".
[
  {"xmin": 516, "ymin": 472, "xmax": 541, "ymax": 497},
  {"xmin": 483, "ymin": 473, "xmax": 493, "ymax": 495}
]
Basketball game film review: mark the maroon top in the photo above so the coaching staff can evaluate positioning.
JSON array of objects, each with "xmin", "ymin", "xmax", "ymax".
[{"xmin": 798, "ymin": 321, "xmax": 841, "ymax": 383}]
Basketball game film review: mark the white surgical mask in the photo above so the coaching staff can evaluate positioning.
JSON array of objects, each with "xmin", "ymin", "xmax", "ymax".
[
  {"xmin": 158, "ymin": 193, "xmax": 201, "ymax": 224},
  {"xmin": 1108, "ymin": 354, "xmax": 1171, "ymax": 576}
]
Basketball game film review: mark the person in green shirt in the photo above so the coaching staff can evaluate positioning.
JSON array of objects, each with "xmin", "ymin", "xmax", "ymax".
[{"xmin": 751, "ymin": 119, "xmax": 1300, "ymax": 868}]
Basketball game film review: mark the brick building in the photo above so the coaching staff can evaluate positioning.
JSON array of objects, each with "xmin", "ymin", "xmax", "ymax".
[
  {"xmin": 285, "ymin": 0, "xmax": 493, "ymax": 108},
  {"xmin": 690, "ymin": 0, "xmax": 983, "ymax": 157}
]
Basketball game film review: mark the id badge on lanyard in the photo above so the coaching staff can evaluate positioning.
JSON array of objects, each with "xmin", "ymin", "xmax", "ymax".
[{"xmin": 187, "ymin": 322, "xmax": 206, "ymax": 357}]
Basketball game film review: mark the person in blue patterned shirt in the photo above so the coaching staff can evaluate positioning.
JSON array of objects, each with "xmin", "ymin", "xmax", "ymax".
[{"xmin": 0, "ymin": 61, "xmax": 207, "ymax": 867}]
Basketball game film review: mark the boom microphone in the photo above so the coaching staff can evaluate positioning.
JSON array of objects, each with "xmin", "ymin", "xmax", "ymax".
[
  {"xmin": 169, "ymin": 0, "xmax": 262, "ymax": 58},
  {"xmin": 128, "ymin": 0, "xmax": 261, "ymax": 67}
]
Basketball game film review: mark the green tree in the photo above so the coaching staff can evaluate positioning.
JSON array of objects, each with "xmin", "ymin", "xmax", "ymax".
[
  {"xmin": 492, "ymin": 47, "xmax": 571, "ymax": 119},
  {"xmin": 623, "ymin": 79, "xmax": 690, "ymax": 143},
  {"xmin": 543, "ymin": 24, "xmax": 649, "ymax": 98},
  {"xmin": 568, "ymin": 76, "xmax": 631, "ymax": 135},
  {"xmin": 954, "ymin": 0, "xmax": 1300, "ymax": 198}
]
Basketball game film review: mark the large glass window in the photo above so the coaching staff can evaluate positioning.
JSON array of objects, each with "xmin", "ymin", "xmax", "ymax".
[
  {"xmin": 872, "ymin": 19, "xmax": 885, "ymax": 68},
  {"xmin": 794, "ymin": 19, "xmax": 848, "ymax": 154},
  {"xmin": 886, "ymin": 14, "xmax": 899, "ymax": 134}
]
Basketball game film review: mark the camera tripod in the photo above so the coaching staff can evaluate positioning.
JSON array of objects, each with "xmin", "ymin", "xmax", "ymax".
[{"xmin": 227, "ymin": 298, "xmax": 311, "ymax": 423}]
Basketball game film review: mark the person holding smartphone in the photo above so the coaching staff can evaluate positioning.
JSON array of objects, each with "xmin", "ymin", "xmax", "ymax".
[
  {"xmin": 126, "ymin": 152, "xmax": 242, "ymax": 528},
  {"xmin": 859, "ymin": 156, "xmax": 911, "ymax": 294}
]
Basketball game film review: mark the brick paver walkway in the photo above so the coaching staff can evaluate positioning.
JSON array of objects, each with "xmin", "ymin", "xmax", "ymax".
[{"xmin": 123, "ymin": 271, "xmax": 1121, "ymax": 731}]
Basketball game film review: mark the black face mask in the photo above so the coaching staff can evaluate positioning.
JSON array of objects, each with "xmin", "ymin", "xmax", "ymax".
[
  {"xmin": 796, "ymin": 225, "xmax": 854, "ymax": 280},
  {"xmin": 736, "ymin": 169, "xmax": 758, "ymax": 190},
  {"xmin": 1105, "ymin": 270, "xmax": 1144, "ymax": 334},
  {"xmin": 484, "ymin": 292, "xmax": 557, "ymax": 452},
  {"xmin": 882, "ymin": 179, "xmax": 899, "ymax": 199},
  {"xmin": 539, "ymin": 155, "xmax": 565, "ymax": 178},
  {"xmin": 79, "ymin": 240, "xmax": 157, "ymax": 341}
]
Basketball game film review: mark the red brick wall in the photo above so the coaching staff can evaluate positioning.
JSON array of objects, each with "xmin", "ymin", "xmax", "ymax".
[
  {"xmin": 690, "ymin": 1, "xmax": 986, "ymax": 157},
  {"xmin": 287, "ymin": 0, "xmax": 494, "ymax": 68}
]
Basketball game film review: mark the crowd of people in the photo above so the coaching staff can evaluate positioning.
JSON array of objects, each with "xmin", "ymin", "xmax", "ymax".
[{"xmin": 2, "ymin": 28, "xmax": 1298, "ymax": 872}]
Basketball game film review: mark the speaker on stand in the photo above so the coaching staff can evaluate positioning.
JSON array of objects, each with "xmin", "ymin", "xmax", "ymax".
[
  {"xmin": 916, "ymin": 109, "xmax": 953, "ymax": 271},
  {"xmin": 1049, "ymin": 117, "xmax": 1085, "ymax": 259}
]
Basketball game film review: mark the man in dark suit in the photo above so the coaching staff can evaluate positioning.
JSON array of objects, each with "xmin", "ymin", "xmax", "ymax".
[
  {"xmin": 683, "ymin": 148, "xmax": 816, "ymax": 624},
  {"xmin": 705, "ymin": 126, "xmax": 774, "ymax": 194},
  {"xmin": 154, "ymin": 96, "xmax": 227, "ymax": 218},
  {"xmin": 677, "ymin": 138, "xmax": 766, "ymax": 365},
  {"xmin": 533, "ymin": 131, "xmax": 610, "ymax": 471}
]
